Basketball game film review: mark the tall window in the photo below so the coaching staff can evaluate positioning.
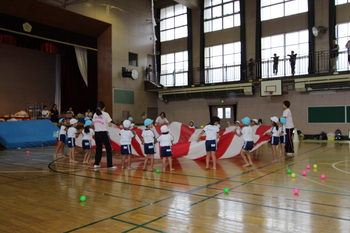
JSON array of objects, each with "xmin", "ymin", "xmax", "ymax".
[
  {"xmin": 335, "ymin": 0, "xmax": 350, "ymax": 5},
  {"xmin": 160, "ymin": 51, "xmax": 188, "ymax": 87},
  {"xmin": 336, "ymin": 22, "xmax": 350, "ymax": 71},
  {"xmin": 261, "ymin": 0, "xmax": 308, "ymax": 21},
  {"xmin": 261, "ymin": 30, "xmax": 309, "ymax": 77},
  {"xmin": 205, "ymin": 42, "xmax": 241, "ymax": 83},
  {"xmin": 160, "ymin": 4, "xmax": 187, "ymax": 42},
  {"xmin": 204, "ymin": 0, "xmax": 240, "ymax": 33}
]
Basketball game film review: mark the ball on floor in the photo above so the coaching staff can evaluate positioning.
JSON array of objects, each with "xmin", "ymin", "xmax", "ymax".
[{"xmin": 80, "ymin": 196, "xmax": 86, "ymax": 202}]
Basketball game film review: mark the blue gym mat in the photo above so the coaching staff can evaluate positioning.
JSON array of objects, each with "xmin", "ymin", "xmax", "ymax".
[{"xmin": 0, "ymin": 120, "xmax": 58, "ymax": 149}]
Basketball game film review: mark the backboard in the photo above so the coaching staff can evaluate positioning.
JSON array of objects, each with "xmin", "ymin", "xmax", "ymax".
[{"xmin": 260, "ymin": 79, "xmax": 282, "ymax": 97}]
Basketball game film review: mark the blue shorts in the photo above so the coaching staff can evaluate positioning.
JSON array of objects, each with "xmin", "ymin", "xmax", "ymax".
[
  {"xmin": 59, "ymin": 134, "xmax": 66, "ymax": 143},
  {"xmin": 242, "ymin": 141, "xmax": 254, "ymax": 151},
  {"xmin": 205, "ymin": 139, "xmax": 217, "ymax": 152},
  {"xmin": 271, "ymin": 136, "xmax": 280, "ymax": 145},
  {"xmin": 161, "ymin": 146, "xmax": 172, "ymax": 157},
  {"xmin": 121, "ymin": 144, "xmax": 132, "ymax": 155},
  {"xmin": 67, "ymin": 137, "xmax": 75, "ymax": 148},
  {"xmin": 82, "ymin": 139, "xmax": 91, "ymax": 150},
  {"xmin": 144, "ymin": 142, "xmax": 155, "ymax": 154},
  {"xmin": 280, "ymin": 135, "xmax": 286, "ymax": 144}
]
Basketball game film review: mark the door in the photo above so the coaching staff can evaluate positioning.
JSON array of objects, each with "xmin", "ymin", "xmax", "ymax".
[{"xmin": 210, "ymin": 105, "xmax": 236, "ymax": 127}]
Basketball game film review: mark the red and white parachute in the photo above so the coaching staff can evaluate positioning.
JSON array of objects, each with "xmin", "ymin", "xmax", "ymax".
[{"xmin": 76, "ymin": 122, "xmax": 271, "ymax": 160}]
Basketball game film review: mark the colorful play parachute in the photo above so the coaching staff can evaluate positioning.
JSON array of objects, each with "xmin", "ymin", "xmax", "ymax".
[{"xmin": 76, "ymin": 122, "xmax": 271, "ymax": 160}]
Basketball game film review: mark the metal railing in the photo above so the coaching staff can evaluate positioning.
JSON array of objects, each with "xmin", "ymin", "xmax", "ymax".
[{"xmin": 152, "ymin": 50, "xmax": 350, "ymax": 87}]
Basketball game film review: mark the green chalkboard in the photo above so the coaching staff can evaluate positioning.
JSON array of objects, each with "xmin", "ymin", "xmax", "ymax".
[
  {"xmin": 308, "ymin": 106, "xmax": 345, "ymax": 123},
  {"xmin": 114, "ymin": 89, "xmax": 134, "ymax": 104}
]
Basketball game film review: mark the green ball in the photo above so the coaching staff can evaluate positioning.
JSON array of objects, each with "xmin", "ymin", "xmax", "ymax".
[
  {"xmin": 80, "ymin": 196, "xmax": 86, "ymax": 202},
  {"xmin": 291, "ymin": 173, "xmax": 296, "ymax": 178},
  {"xmin": 313, "ymin": 164, "xmax": 318, "ymax": 168},
  {"xmin": 156, "ymin": 169, "xmax": 161, "ymax": 173},
  {"xmin": 287, "ymin": 169, "xmax": 291, "ymax": 174},
  {"xmin": 223, "ymin": 188, "xmax": 229, "ymax": 193}
]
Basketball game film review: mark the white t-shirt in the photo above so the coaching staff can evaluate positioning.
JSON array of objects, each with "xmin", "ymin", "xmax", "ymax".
[
  {"xmin": 82, "ymin": 128, "xmax": 95, "ymax": 140},
  {"xmin": 67, "ymin": 127, "xmax": 77, "ymax": 138},
  {"xmin": 142, "ymin": 129, "xmax": 155, "ymax": 144},
  {"xmin": 92, "ymin": 111, "xmax": 112, "ymax": 132},
  {"xmin": 59, "ymin": 125, "xmax": 67, "ymax": 135},
  {"xmin": 42, "ymin": 110, "xmax": 50, "ymax": 118},
  {"xmin": 203, "ymin": 125, "xmax": 220, "ymax": 140},
  {"xmin": 280, "ymin": 125, "xmax": 286, "ymax": 136},
  {"xmin": 270, "ymin": 126, "xmax": 279, "ymax": 137},
  {"xmin": 119, "ymin": 129, "xmax": 135, "ymax": 145},
  {"xmin": 157, "ymin": 133, "xmax": 174, "ymax": 147},
  {"xmin": 282, "ymin": 108, "xmax": 294, "ymax": 129},
  {"xmin": 155, "ymin": 116, "xmax": 169, "ymax": 125},
  {"xmin": 241, "ymin": 126, "xmax": 253, "ymax": 141}
]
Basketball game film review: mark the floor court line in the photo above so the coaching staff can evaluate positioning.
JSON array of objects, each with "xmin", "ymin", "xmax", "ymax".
[{"xmin": 64, "ymin": 144, "xmax": 341, "ymax": 232}]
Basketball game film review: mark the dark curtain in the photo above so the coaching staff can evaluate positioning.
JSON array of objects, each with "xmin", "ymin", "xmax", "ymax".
[{"xmin": 0, "ymin": 32, "xmax": 97, "ymax": 115}]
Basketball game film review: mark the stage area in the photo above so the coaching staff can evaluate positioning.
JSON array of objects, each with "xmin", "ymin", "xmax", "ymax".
[{"xmin": 0, "ymin": 141, "xmax": 349, "ymax": 232}]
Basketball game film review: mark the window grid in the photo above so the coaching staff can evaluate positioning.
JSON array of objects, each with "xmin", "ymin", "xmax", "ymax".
[
  {"xmin": 335, "ymin": 0, "xmax": 350, "ymax": 5},
  {"xmin": 160, "ymin": 4, "xmax": 188, "ymax": 42},
  {"xmin": 160, "ymin": 51, "xmax": 188, "ymax": 87},
  {"xmin": 261, "ymin": 30, "xmax": 309, "ymax": 78},
  {"xmin": 204, "ymin": 42, "xmax": 241, "ymax": 83},
  {"xmin": 261, "ymin": 0, "xmax": 308, "ymax": 21},
  {"xmin": 336, "ymin": 22, "xmax": 350, "ymax": 71},
  {"xmin": 204, "ymin": 0, "xmax": 240, "ymax": 33}
]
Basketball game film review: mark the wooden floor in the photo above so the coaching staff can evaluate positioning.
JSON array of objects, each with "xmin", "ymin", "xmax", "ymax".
[{"xmin": 0, "ymin": 141, "xmax": 350, "ymax": 233}]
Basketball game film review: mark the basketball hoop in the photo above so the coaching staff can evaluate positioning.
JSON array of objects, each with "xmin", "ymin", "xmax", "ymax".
[{"xmin": 265, "ymin": 91, "xmax": 273, "ymax": 100}]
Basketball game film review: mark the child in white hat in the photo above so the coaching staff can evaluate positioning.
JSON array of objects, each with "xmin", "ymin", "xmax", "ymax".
[
  {"xmin": 119, "ymin": 120, "xmax": 135, "ymax": 169},
  {"xmin": 157, "ymin": 125, "xmax": 174, "ymax": 172},
  {"xmin": 67, "ymin": 118, "xmax": 79, "ymax": 163},
  {"xmin": 265, "ymin": 116, "xmax": 280, "ymax": 163}
]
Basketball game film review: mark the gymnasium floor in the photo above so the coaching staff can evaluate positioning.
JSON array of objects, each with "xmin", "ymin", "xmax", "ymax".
[{"xmin": 0, "ymin": 141, "xmax": 349, "ymax": 233}]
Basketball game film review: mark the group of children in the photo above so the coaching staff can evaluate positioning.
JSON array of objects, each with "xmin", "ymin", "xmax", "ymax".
[
  {"xmin": 54, "ymin": 117, "xmax": 94, "ymax": 164},
  {"xmin": 53, "ymin": 113, "xmax": 286, "ymax": 171}
]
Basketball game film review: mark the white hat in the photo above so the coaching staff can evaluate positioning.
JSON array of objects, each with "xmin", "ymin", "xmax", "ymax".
[
  {"xmin": 252, "ymin": 119, "xmax": 258, "ymax": 124},
  {"xmin": 123, "ymin": 120, "xmax": 131, "ymax": 128},
  {"xmin": 234, "ymin": 120, "xmax": 240, "ymax": 124},
  {"xmin": 70, "ymin": 119, "xmax": 78, "ymax": 125},
  {"xmin": 160, "ymin": 125, "xmax": 169, "ymax": 133},
  {"xmin": 270, "ymin": 116, "xmax": 279, "ymax": 123}
]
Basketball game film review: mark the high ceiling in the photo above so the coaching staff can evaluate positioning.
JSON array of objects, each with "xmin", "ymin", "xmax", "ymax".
[{"xmin": 0, "ymin": 0, "xmax": 110, "ymax": 38}]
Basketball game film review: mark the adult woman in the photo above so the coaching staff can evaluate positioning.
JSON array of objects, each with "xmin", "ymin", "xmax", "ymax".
[
  {"xmin": 282, "ymin": 100, "xmax": 294, "ymax": 155},
  {"xmin": 50, "ymin": 104, "xmax": 59, "ymax": 122},
  {"xmin": 155, "ymin": 112, "xmax": 169, "ymax": 125},
  {"xmin": 92, "ymin": 101, "xmax": 116, "ymax": 169}
]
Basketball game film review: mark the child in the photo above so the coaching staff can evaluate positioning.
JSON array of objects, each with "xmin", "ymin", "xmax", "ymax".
[
  {"xmin": 250, "ymin": 118, "xmax": 258, "ymax": 126},
  {"xmin": 54, "ymin": 118, "xmax": 67, "ymax": 159},
  {"xmin": 82, "ymin": 120, "xmax": 94, "ymax": 164},
  {"xmin": 141, "ymin": 118, "xmax": 156, "ymax": 171},
  {"xmin": 197, "ymin": 116, "xmax": 221, "ymax": 170},
  {"xmin": 128, "ymin": 117, "xmax": 135, "ymax": 129},
  {"xmin": 119, "ymin": 120, "xmax": 135, "ymax": 169},
  {"xmin": 157, "ymin": 125, "xmax": 174, "ymax": 172},
  {"xmin": 265, "ymin": 116, "xmax": 280, "ymax": 163},
  {"xmin": 234, "ymin": 117, "xmax": 254, "ymax": 167},
  {"xmin": 67, "ymin": 118, "xmax": 80, "ymax": 163},
  {"xmin": 278, "ymin": 116, "xmax": 287, "ymax": 161},
  {"xmin": 188, "ymin": 120, "xmax": 196, "ymax": 128}
]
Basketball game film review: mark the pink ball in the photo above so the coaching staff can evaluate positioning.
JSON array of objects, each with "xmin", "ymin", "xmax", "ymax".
[
  {"xmin": 294, "ymin": 188, "xmax": 299, "ymax": 194},
  {"xmin": 26, "ymin": 151, "xmax": 30, "ymax": 153},
  {"xmin": 306, "ymin": 165, "xmax": 310, "ymax": 169},
  {"xmin": 321, "ymin": 174, "xmax": 326, "ymax": 179},
  {"xmin": 302, "ymin": 171, "xmax": 307, "ymax": 176}
]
